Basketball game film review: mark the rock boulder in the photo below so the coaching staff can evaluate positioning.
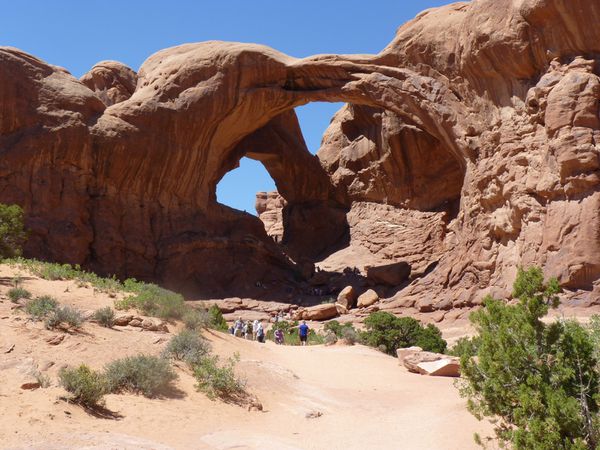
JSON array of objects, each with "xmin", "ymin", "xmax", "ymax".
[
  {"xmin": 337, "ymin": 286, "xmax": 357, "ymax": 309},
  {"xmin": 357, "ymin": 289, "xmax": 379, "ymax": 308},
  {"xmin": 367, "ymin": 262, "xmax": 411, "ymax": 286}
]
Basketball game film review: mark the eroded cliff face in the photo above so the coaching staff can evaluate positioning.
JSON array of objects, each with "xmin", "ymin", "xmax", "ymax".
[{"xmin": 1, "ymin": 0, "xmax": 600, "ymax": 305}]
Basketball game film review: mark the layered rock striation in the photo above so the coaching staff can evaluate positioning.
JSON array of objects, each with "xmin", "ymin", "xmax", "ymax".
[{"xmin": 1, "ymin": 0, "xmax": 600, "ymax": 306}]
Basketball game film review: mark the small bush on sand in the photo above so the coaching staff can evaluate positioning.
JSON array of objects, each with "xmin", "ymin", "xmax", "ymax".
[
  {"xmin": 39, "ymin": 263, "xmax": 79, "ymax": 281},
  {"xmin": 45, "ymin": 305, "xmax": 84, "ymax": 330},
  {"xmin": 115, "ymin": 284, "xmax": 185, "ymax": 320},
  {"xmin": 193, "ymin": 353, "xmax": 246, "ymax": 401},
  {"xmin": 59, "ymin": 364, "xmax": 107, "ymax": 407},
  {"xmin": 324, "ymin": 320, "xmax": 359, "ymax": 344},
  {"xmin": 183, "ymin": 308, "xmax": 210, "ymax": 331},
  {"xmin": 163, "ymin": 329, "xmax": 211, "ymax": 366},
  {"xmin": 25, "ymin": 295, "xmax": 58, "ymax": 320},
  {"xmin": 105, "ymin": 355, "xmax": 177, "ymax": 398},
  {"xmin": 93, "ymin": 306, "xmax": 115, "ymax": 328},
  {"xmin": 208, "ymin": 304, "xmax": 228, "ymax": 331},
  {"xmin": 8, "ymin": 287, "xmax": 31, "ymax": 303}
]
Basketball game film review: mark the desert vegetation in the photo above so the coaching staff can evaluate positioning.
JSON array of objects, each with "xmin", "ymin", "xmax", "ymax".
[
  {"xmin": 458, "ymin": 267, "xmax": 600, "ymax": 449},
  {"xmin": 45, "ymin": 305, "xmax": 84, "ymax": 330},
  {"xmin": 361, "ymin": 312, "xmax": 447, "ymax": 355},
  {"xmin": 93, "ymin": 306, "xmax": 116, "ymax": 328},
  {"xmin": 7, "ymin": 286, "xmax": 31, "ymax": 303},
  {"xmin": 25, "ymin": 295, "xmax": 58, "ymax": 321},
  {"xmin": 59, "ymin": 364, "xmax": 108, "ymax": 407},
  {"xmin": 104, "ymin": 355, "xmax": 177, "ymax": 398},
  {"xmin": 162, "ymin": 330, "xmax": 247, "ymax": 402}
]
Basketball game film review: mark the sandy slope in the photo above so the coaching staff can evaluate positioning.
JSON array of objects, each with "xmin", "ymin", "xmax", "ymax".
[{"xmin": 0, "ymin": 264, "xmax": 495, "ymax": 449}]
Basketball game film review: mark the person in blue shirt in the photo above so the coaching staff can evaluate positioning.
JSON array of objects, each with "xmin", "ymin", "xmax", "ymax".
[{"xmin": 298, "ymin": 321, "xmax": 309, "ymax": 346}]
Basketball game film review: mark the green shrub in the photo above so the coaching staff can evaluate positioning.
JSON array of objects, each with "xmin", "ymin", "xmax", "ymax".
[
  {"xmin": 361, "ymin": 312, "xmax": 446, "ymax": 355},
  {"xmin": 25, "ymin": 295, "xmax": 58, "ymax": 320},
  {"xmin": 39, "ymin": 263, "xmax": 78, "ymax": 281},
  {"xmin": 324, "ymin": 320, "xmax": 359, "ymax": 343},
  {"xmin": 45, "ymin": 305, "xmax": 84, "ymax": 330},
  {"xmin": 208, "ymin": 304, "xmax": 228, "ymax": 331},
  {"xmin": 93, "ymin": 306, "xmax": 115, "ymax": 328},
  {"xmin": 104, "ymin": 355, "xmax": 177, "ymax": 398},
  {"xmin": 0, "ymin": 203, "xmax": 27, "ymax": 258},
  {"xmin": 458, "ymin": 266, "xmax": 600, "ymax": 449},
  {"xmin": 183, "ymin": 307, "xmax": 209, "ymax": 331},
  {"xmin": 448, "ymin": 336, "xmax": 480, "ymax": 358},
  {"xmin": 416, "ymin": 323, "xmax": 447, "ymax": 354},
  {"xmin": 115, "ymin": 284, "xmax": 185, "ymax": 319},
  {"xmin": 8, "ymin": 287, "xmax": 31, "ymax": 303},
  {"xmin": 323, "ymin": 320, "xmax": 344, "ymax": 336},
  {"xmin": 59, "ymin": 364, "xmax": 107, "ymax": 407},
  {"xmin": 163, "ymin": 329, "xmax": 211, "ymax": 366},
  {"xmin": 7, "ymin": 259, "xmax": 192, "ymax": 321},
  {"xmin": 193, "ymin": 353, "xmax": 246, "ymax": 401}
]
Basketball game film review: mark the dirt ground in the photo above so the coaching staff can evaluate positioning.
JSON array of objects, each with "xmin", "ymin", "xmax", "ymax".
[{"xmin": 1, "ymin": 264, "xmax": 595, "ymax": 449}]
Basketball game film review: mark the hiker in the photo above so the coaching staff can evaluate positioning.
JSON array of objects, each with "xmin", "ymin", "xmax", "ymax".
[
  {"xmin": 244, "ymin": 320, "xmax": 253, "ymax": 339},
  {"xmin": 234, "ymin": 317, "xmax": 243, "ymax": 337},
  {"xmin": 298, "ymin": 320, "xmax": 309, "ymax": 346},
  {"xmin": 274, "ymin": 328, "xmax": 284, "ymax": 345},
  {"xmin": 256, "ymin": 321, "xmax": 265, "ymax": 343},
  {"xmin": 252, "ymin": 319, "xmax": 260, "ymax": 340},
  {"xmin": 228, "ymin": 325, "xmax": 234, "ymax": 335}
]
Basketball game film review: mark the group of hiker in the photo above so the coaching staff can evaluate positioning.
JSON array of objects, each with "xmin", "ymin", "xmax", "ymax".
[
  {"xmin": 230, "ymin": 318, "xmax": 266, "ymax": 342},
  {"xmin": 229, "ymin": 317, "xmax": 310, "ymax": 346}
]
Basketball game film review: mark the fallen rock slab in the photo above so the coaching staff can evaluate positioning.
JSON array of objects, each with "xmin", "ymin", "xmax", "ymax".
[
  {"xmin": 417, "ymin": 359, "xmax": 460, "ymax": 377},
  {"xmin": 400, "ymin": 349, "xmax": 460, "ymax": 377}
]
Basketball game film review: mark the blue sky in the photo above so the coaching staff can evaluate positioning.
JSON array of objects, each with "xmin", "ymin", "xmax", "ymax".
[{"xmin": 3, "ymin": 0, "xmax": 451, "ymax": 213}]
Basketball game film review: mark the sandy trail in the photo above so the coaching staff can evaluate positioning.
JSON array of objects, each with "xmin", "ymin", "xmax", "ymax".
[{"xmin": 0, "ymin": 264, "xmax": 496, "ymax": 449}]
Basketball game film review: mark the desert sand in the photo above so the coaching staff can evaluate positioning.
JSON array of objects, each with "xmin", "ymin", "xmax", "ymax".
[
  {"xmin": 2, "ymin": 264, "xmax": 599, "ymax": 449},
  {"xmin": 0, "ymin": 264, "xmax": 501, "ymax": 450}
]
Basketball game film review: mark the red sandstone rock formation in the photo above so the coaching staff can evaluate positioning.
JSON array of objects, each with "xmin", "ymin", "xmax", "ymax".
[
  {"xmin": 2, "ymin": 0, "xmax": 600, "ymax": 307},
  {"xmin": 79, "ymin": 60, "xmax": 137, "ymax": 106}
]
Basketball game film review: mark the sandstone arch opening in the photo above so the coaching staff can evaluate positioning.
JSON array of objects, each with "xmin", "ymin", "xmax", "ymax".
[{"xmin": 216, "ymin": 157, "xmax": 275, "ymax": 216}]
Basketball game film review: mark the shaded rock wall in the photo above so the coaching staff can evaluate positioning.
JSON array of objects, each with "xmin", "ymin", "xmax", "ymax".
[{"xmin": 2, "ymin": 0, "xmax": 600, "ymax": 306}]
